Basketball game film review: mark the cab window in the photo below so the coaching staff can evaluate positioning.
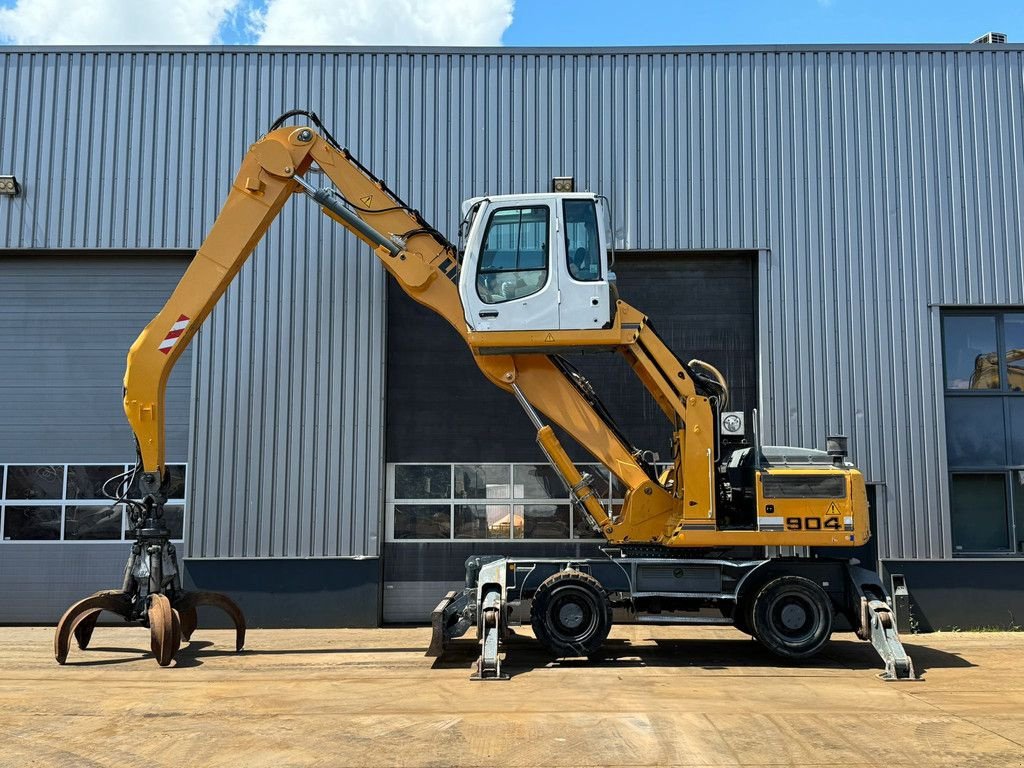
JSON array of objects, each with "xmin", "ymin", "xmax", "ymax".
[
  {"xmin": 564, "ymin": 199, "xmax": 601, "ymax": 282},
  {"xmin": 476, "ymin": 206, "xmax": 549, "ymax": 304}
]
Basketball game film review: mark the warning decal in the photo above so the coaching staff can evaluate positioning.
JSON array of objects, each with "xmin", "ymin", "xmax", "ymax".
[{"xmin": 158, "ymin": 314, "xmax": 191, "ymax": 355}]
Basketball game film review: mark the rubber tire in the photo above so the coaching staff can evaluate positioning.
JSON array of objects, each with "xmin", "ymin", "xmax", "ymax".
[
  {"xmin": 751, "ymin": 576, "xmax": 833, "ymax": 659},
  {"xmin": 730, "ymin": 595, "xmax": 755, "ymax": 637},
  {"xmin": 530, "ymin": 570, "xmax": 612, "ymax": 658}
]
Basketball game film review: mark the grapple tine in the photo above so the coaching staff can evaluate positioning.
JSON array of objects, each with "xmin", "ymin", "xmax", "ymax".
[
  {"xmin": 54, "ymin": 590, "xmax": 132, "ymax": 664},
  {"xmin": 147, "ymin": 593, "xmax": 180, "ymax": 667},
  {"xmin": 73, "ymin": 609, "xmax": 103, "ymax": 650},
  {"xmin": 178, "ymin": 605, "xmax": 198, "ymax": 641},
  {"xmin": 175, "ymin": 591, "xmax": 246, "ymax": 652},
  {"xmin": 171, "ymin": 608, "xmax": 183, "ymax": 656}
]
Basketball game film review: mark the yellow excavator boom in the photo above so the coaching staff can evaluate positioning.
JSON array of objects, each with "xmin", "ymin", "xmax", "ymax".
[{"xmin": 123, "ymin": 124, "xmax": 868, "ymax": 550}]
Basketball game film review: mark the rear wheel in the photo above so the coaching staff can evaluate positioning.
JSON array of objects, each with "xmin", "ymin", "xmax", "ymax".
[
  {"xmin": 729, "ymin": 595, "xmax": 755, "ymax": 637},
  {"xmin": 531, "ymin": 570, "xmax": 612, "ymax": 658},
  {"xmin": 751, "ymin": 576, "xmax": 833, "ymax": 659}
]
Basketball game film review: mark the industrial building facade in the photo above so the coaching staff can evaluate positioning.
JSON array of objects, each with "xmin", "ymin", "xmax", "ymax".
[{"xmin": 1, "ymin": 44, "xmax": 1022, "ymax": 630}]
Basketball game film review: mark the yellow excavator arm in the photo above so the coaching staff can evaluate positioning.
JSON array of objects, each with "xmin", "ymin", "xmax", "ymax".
[{"xmin": 124, "ymin": 120, "xmax": 868, "ymax": 550}]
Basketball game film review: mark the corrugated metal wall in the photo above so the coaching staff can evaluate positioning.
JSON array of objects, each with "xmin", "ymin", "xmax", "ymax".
[{"xmin": 3, "ymin": 45, "xmax": 1022, "ymax": 560}]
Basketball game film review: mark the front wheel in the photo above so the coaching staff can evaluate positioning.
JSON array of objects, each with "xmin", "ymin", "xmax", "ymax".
[
  {"xmin": 751, "ymin": 576, "xmax": 833, "ymax": 659},
  {"xmin": 530, "ymin": 570, "xmax": 612, "ymax": 658}
]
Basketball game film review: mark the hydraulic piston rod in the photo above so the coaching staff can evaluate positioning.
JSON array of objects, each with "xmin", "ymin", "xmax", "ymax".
[{"xmin": 293, "ymin": 175, "xmax": 403, "ymax": 257}]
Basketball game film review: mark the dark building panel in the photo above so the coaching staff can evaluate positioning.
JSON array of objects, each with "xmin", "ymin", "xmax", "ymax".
[
  {"xmin": 183, "ymin": 558, "xmax": 380, "ymax": 628},
  {"xmin": 881, "ymin": 560, "xmax": 1024, "ymax": 631},
  {"xmin": 383, "ymin": 252, "xmax": 757, "ymax": 622},
  {"xmin": 386, "ymin": 251, "xmax": 756, "ymax": 464}
]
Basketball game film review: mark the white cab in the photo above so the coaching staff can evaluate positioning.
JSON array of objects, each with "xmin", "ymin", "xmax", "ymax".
[{"xmin": 458, "ymin": 193, "xmax": 615, "ymax": 333}]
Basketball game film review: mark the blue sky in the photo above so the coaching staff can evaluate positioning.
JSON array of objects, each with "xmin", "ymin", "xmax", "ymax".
[
  {"xmin": 500, "ymin": 0, "xmax": 1024, "ymax": 47},
  {"xmin": 1, "ymin": 0, "xmax": 1022, "ymax": 47}
]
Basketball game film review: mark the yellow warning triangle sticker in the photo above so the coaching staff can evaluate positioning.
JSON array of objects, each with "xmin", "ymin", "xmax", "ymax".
[
  {"xmin": 826, "ymin": 501, "xmax": 841, "ymax": 516},
  {"xmin": 360, "ymin": 194, "xmax": 374, "ymax": 206},
  {"xmin": 544, "ymin": 333, "xmax": 555, "ymax": 342}
]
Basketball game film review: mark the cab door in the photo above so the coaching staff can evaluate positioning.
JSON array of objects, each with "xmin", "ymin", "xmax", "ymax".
[
  {"xmin": 556, "ymin": 197, "xmax": 612, "ymax": 330},
  {"xmin": 460, "ymin": 201, "xmax": 560, "ymax": 332}
]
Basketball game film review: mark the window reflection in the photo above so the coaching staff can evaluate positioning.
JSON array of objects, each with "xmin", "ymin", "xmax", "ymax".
[
  {"xmin": 6, "ymin": 465, "xmax": 65, "ymax": 501},
  {"xmin": 66, "ymin": 505, "xmax": 123, "ymax": 540},
  {"xmin": 943, "ymin": 315, "xmax": 1000, "ymax": 390},
  {"xmin": 394, "ymin": 465, "xmax": 450, "ymax": 500},
  {"xmin": 454, "ymin": 465, "xmax": 510, "ymax": 499},
  {"xmin": 388, "ymin": 464, "xmax": 627, "ymax": 541},
  {"xmin": 67, "ymin": 466, "xmax": 125, "ymax": 500},
  {"xmin": 454, "ymin": 504, "xmax": 514, "ymax": 539},
  {"xmin": 392, "ymin": 504, "xmax": 451, "ymax": 539},
  {"xmin": 3, "ymin": 506, "xmax": 61, "ymax": 540},
  {"xmin": 516, "ymin": 504, "xmax": 570, "ymax": 539},
  {"xmin": 512, "ymin": 465, "xmax": 562, "ymax": 499}
]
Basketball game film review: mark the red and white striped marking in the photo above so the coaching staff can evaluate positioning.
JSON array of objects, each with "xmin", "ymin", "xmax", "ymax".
[{"xmin": 158, "ymin": 314, "xmax": 191, "ymax": 354}]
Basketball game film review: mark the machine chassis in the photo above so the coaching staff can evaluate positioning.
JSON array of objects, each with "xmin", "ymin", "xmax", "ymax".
[{"xmin": 429, "ymin": 550, "xmax": 916, "ymax": 682}]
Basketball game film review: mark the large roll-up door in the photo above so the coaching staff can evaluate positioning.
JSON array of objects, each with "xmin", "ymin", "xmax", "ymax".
[
  {"xmin": 0, "ymin": 254, "xmax": 192, "ymax": 463},
  {"xmin": 0, "ymin": 254, "xmax": 191, "ymax": 623},
  {"xmin": 382, "ymin": 251, "xmax": 757, "ymax": 622}
]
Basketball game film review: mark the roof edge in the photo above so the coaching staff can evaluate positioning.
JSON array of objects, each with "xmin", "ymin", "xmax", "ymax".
[{"xmin": 1, "ymin": 42, "xmax": 1023, "ymax": 55}]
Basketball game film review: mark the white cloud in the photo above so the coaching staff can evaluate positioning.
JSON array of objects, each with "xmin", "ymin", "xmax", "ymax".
[
  {"xmin": 250, "ymin": 0, "xmax": 514, "ymax": 46},
  {"xmin": 0, "ymin": 0, "xmax": 241, "ymax": 45}
]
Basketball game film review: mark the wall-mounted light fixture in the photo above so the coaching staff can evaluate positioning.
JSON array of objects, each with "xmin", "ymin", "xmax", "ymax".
[
  {"xmin": 0, "ymin": 175, "xmax": 20, "ymax": 197},
  {"xmin": 551, "ymin": 176, "xmax": 574, "ymax": 193}
]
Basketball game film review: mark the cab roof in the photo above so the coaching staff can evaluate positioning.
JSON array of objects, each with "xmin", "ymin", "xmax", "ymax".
[{"xmin": 460, "ymin": 192, "xmax": 599, "ymax": 218}]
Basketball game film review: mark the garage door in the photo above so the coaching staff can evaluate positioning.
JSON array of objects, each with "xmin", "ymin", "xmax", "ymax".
[
  {"xmin": 0, "ymin": 254, "xmax": 191, "ymax": 622},
  {"xmin": 0, "ymin": 254, "xmax": 192, "ymax": 464},
  {"xmin": 382, "ymin": 251, "xmax": 757, "ymax": 622}
]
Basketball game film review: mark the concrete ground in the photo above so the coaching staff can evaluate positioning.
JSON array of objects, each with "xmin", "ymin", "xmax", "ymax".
[{"xmin": 1, "ymin": 625, "xmax": 1022, "ymax": 768}]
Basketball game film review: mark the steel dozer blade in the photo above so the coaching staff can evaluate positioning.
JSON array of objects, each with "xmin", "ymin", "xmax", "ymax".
[
  {"xmin": 173, "ymin": 591, "xmax": 246, "ymax": 652},
  {"xmin": 54, "ymin": 590, "xmax": 133, "ymax": 664}
]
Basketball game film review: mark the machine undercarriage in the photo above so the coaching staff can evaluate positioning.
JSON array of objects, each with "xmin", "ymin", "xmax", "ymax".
[{"xmin": 428, "ymin": 551, "xmax": 916, "ymax": 682}]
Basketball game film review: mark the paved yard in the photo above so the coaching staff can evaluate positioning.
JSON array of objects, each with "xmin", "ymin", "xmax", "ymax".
[{"xmin": 1, "ymin": 624, "xmax": 1022, "ymax": 767}]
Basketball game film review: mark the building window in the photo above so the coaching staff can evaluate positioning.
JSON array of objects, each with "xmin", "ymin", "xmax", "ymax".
[
  {"xmin": 385, "ymin": 463, "xmax": 620, "ymax": 542},
  {"xmin": 0, "ymin": 463, "xmax": 187, "ymax": 542},
  {"xmin": 943, "ymin": 312, "xmax": 1024, "ymax": 392},
  {"xmin": 949, "ymin": 473, "xmax": 1011, "ymax": 553},
  {"xmin": 943, "ymin": 309, "xmax": 1024, "ymax": 555}
]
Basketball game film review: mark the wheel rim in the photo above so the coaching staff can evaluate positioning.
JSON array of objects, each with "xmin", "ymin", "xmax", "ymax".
[
  {"xmin": 766, "ymin": 589, "xmax": 822, "ymax": 645},
  {"xmin": 546, "ymin": 586, "xmax": 600, "ymax": 644}
]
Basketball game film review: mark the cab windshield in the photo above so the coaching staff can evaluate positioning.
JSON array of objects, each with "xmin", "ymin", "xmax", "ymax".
[{"xmin": 476, "ymin": 206, "xmax": 550, "ymax": 304}]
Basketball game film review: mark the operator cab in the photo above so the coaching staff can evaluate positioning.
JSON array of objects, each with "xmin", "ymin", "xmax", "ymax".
[{"xmin": 458, "ymin": 193, "xmax": 616, "ymax": 332}]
